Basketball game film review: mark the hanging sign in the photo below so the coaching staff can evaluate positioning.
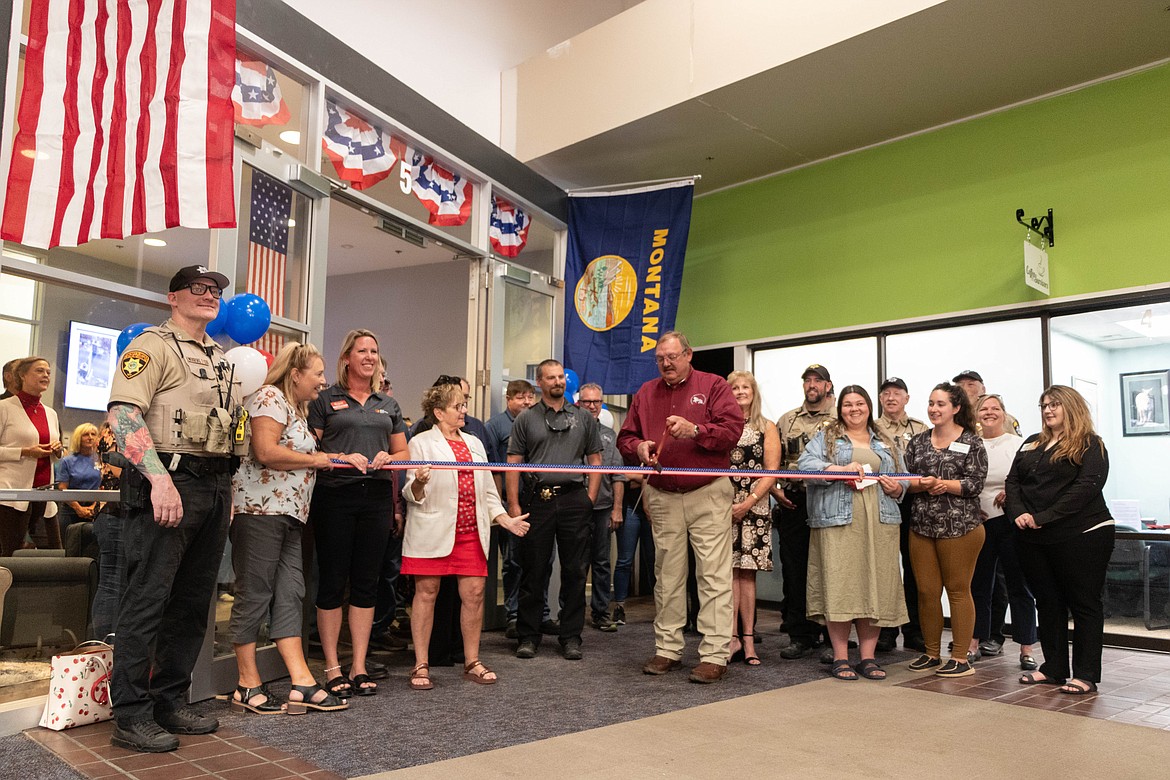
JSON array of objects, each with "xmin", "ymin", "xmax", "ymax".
[{"xmin": 1023, "ymin": 238, "xmax": 1050, "ymax": 295}]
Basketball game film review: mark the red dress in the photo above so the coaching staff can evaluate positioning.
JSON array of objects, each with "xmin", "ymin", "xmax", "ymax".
[{"xmin": 401, "ymin": 437, "xmax": 488, "ymax": 577}]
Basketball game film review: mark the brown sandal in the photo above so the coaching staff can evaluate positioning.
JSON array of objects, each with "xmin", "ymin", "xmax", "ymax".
[
  {"xmin": 409, "ymin": 663, "xmax": 433, "ymax": 691},
  {"xmin": 463, "ymin": 659, "xmax": 497, "ymax": 685}
]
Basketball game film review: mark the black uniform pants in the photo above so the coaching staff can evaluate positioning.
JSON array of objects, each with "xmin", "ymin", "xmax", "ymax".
[
  {"xmin": 880, "ymin": 502, "xmax": 923, "ymax": 644},
  {"xmin": 775, "ymin": 490, "xmax": 820, "ymax": 646},
  {"xmin": 516, "ymin": 487, "xmax": 592, "ymax": 647},
  {"xmin": 112, "ymin": 468, "xmax": 230, "ymax": 723}
]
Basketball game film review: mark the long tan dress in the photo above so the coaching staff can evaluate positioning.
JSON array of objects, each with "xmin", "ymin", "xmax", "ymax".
[{"xmin": 806, "ymin": 445, "xmax": 909, "ymax": 626}]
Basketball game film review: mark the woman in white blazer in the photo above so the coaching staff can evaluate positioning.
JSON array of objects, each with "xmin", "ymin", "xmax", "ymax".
[
  {"xmin": 0, "ymin": 357, "xmax": 63, "ymax": 555},
  {"xmin": 402, "ymin": 384, "xmax": 529, "ymax": 690}
]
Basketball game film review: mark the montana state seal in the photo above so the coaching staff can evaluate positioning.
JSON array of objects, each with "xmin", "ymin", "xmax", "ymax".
[{"xmin": 574, "ymin": 255, "xmax": 637, "ymax": 332}]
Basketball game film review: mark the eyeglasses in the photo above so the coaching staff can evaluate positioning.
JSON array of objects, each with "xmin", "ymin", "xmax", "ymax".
[
  {"xmin": 544, "ymin": 407, "xmax": 572, "ymax": 432},
  {"xmin": 435, "ymin": 375, "xmax": 461, "ymax": 386},
  {"xmin": 578, "ymin": 398, "xmax": 602, "ymax": 406},
  {"xmin": 655, "ymin": 352, "xmax": 687, "ymax": 365},
  {"xmin": 184, "ymin": 282, "xmax": 223, "ymax": 298},
  {"xmin": 1039, "ymin": 401, "xmax": 1063, "ymax": 411},
  {"xmin": 448, "ymin": 402, "xmax": 468, "ymax": 411}
]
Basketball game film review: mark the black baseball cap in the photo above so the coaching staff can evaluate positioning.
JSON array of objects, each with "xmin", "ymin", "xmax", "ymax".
[
  {"xmin": 880, "ymin": 377, "xmax": 908, "ymax": 392},
  {"xmin": 952, "ymin": 370, "xmax": 983, "ymax": 383},
  {"xmin": 802, "ymin": 364, "xmax": 831, "ymax": 381},
  {"xmin": 169, "ymin": 265, "xmax": 229, "ymax": 293}
]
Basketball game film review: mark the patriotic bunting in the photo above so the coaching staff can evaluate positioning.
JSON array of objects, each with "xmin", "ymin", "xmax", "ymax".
[
  {"xmin": 321, "ymin": 101, "xmax": 403, "ymax": 191},
  {"xmin": 233, "ymin": 59, "xmax": 291, "ymax": 127},
  {"xmin": 1, "ymin": 0, "xmax": 237, "ymax": 249},
  {"xmin": 408, "ymin": 149, "xmax": 473, "ymax": 226},
  {"xmin": 489, "ymin": 195, "xmax": 530, "ymax": 257}
]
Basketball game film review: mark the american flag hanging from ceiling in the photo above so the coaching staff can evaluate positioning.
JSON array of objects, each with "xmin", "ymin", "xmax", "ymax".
[
  {"xmin": 1, "ymin": 0, "xmax": 237, "ymax": 250},
  {"xmin": 247, "ymin": 169, "xmax": 291, "ymax": 356},
  {"xmin": 232, "ymin": 58, "xmax": 290, "ymax": 127},
  {"xmin": 489, "ymin": 195, "xmax": 531, "ymax": 257}
]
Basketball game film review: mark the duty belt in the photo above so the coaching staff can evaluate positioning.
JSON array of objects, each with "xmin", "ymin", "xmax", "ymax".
[
  {"xmin": 534, "ymin": 483, "xmax": 584, "ymax": 501},
  {"xmin": 159, "ymin": 452, "xmax": 232, "ymax": 477}
]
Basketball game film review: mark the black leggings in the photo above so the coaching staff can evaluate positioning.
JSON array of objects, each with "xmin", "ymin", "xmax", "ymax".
[{"xmin": 310, "ymin": 480, "xmax": 393, "ymax": 609}]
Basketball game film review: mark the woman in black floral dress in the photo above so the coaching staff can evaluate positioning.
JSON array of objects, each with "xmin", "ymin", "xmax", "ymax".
[
  {"xmin": 904, "ymin": 383, "xmax": 987, "ymax": 678},
  {"xmin": 726, "ymin": 371, "xmax": 780, "ymax": 666}
]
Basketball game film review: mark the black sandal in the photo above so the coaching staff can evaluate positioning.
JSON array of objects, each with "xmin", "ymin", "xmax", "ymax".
[
  {"xmin": 1058, "ymin": 679, "xmax": 1098, "ymax": 695},
  {"xmin": 854, "ymin": 658, "xmax": 886, "ymax": 680},
  {"xmin": 230, "ymin": 684, "xmax": 284, "ymax": 715},
  {"xmin": 351, "ymin": 673, "xmax": 378, "ymax": 696},
  {"xmin": 830, "ymin": 659, "xmax": 858, "ymax": 680},
  {"xmin": 324, "ymin": 675, "xmax": 353, "ymax": 699},
  {"xmin": 286, "ymin": 683, "xmax": 348, "ymax": 714}
]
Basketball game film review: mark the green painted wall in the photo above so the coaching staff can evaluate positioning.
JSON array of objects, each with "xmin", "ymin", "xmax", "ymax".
[{"xmin": 679, "ymin": 63, "xmax": 1170, "ymax": 347}]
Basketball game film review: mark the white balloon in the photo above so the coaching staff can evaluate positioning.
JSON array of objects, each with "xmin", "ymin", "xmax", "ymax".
[
  {"xmin": 599, "ymin": 408, "xmax": 615, "ymax": 430},
  {"xmin": 225, "ymin": 346, "xmax": 268, "ymax": 397}
]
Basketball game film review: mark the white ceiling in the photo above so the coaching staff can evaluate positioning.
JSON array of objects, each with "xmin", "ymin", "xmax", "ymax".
[{"xmin": 524, "ymin": 0, "xmax": 1170, "ymax": 196}]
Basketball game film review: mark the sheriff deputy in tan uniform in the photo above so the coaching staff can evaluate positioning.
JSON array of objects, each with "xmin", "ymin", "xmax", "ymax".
[
  {"xmin": 771, "ymin": 364, "xmax": 836, "ymax": 660},
  {"xmin": 106, "ymin": 265, "xmax": 245, "ymax": 754},
  {"xmin": 873, "ymin": 376, "xmax": 928, "ymax": 653},
  {"xmin": 952, "ymin": 370, "xmax": 1020, "ymax": 435}
]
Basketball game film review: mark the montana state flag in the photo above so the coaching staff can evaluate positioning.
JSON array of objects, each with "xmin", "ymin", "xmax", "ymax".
[{"xmin": 564, "ymin": 181, "xmax": 693, "ymax": 394}]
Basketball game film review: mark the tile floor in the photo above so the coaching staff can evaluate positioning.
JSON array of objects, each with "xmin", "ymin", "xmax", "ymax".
[
  {"xmin": 896, "ymin": 644, "xmax": 1170, "ymax": 730},
  {"xmin": 26, "ymin": 719, "xmax": 343, "ymax": 780}
]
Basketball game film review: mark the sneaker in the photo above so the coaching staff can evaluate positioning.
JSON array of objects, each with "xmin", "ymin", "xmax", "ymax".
[
  {"xmin": 779, "ymin": 640, "xmax": 815, "ymax": 660},
  {"xmin": 515, "ymin": 641, "xmax": 538, "ymax": 659},
  {"xmin": 978, "ymin": 638, "xmax": 1004, "ymax": 656},
  {"xmin": 154, "ymin": 705, "xmax": 218, "ymax": 735},
  {"xmin": 504, "ymin": 618, "xmax": 518, "ymax": 639},
  {"xmin": 591, "ymin": 614, "xmax": 618, "ymax": 632},
  {"xmin": 560, "ymin": 638, "xmax": 583, "ymax": 661},
  {"xmin": 111, "ymin": 718, "xmax": 179, "ymax": 753},
  {"xmin": 612, "ymin": 604, "xmax": 626, "ymax": 626},
  {"xmin": 936, "ymin": 659, "xmax": 975, "ymax": 678},
  {"xmin": 908, "ymin": 654, "xmax": 941, "ymax": 671},
  {"xmin": 540, "ymin": 619, "xmax": 561, "ymax": 635}
]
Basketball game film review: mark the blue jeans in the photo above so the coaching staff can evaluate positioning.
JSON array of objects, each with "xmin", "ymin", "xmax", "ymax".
[
  {"xmin": 614, "ymin": 503, "xmax": 654, "ymax": 602},
  {"xmin": 589, "ymin": 506, "xmax": 614, "ymax": 617},
  {"xmin": 91, "ymin": 508, "xmax": 126, "ymax": 640}
]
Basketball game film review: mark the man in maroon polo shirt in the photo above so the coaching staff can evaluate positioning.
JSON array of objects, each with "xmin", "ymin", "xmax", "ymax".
[{"xmin": 618, "ymin": 331, "xmax": 744, "ymax": 683}]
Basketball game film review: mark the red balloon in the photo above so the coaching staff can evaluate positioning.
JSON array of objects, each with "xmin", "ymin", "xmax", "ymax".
[{"xmin": 258, "ymin": 348, "xmax": 275, "ymax": 368}]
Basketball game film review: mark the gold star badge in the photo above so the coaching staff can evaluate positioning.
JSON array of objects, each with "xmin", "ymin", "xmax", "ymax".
[{"xmin": 121, "ymin": 350, "xmax": 150, "ymax": 379}]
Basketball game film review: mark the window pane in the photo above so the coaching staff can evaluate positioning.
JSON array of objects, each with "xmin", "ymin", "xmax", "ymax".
[
  {"xmin": 493, "ymin": 206, "xmax": 555, "ymax": 277},
  {"xmin": 752, "ymin": 337, "xmax": 878, "ymax": 422},
  {"xmin": 886, "ymin": 320, "xmax": 1044, "ymax": 434},
  {"xmin": 502, "ymin": 281, "xmax": 553, "ymax": 382},
  {"xmin": 233, "ymin": 52, "xmax": 309, "ymax": 163},
  {"xmin": 0, "ymin": 271, "xmax": 37, "ymax": 319},
  {"xmin": 0, "ymin": 319, "xmax": 33, "ymax": 367}
]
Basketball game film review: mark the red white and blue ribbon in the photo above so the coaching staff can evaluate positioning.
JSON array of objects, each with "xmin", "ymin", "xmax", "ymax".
[
  {"xmin": 232, "ymin": 59, "xmax": 291, "ymax": 127},
  {"xmin": 322, "ymin": 101, "xmax": 404, "ymax": 190},
  {"xmin": 489, "ymin": 195, "xmax": 531, "ymax": 257},
  {"xmin": 408, "ymin": 150, "xmax": 473, "ymax": 226}
]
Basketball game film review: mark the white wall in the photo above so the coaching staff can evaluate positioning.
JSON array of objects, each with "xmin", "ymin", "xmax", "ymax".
[
  {"xmin": 322, "ymin": 263, "xmax": 471, "ymax": 425},
  {"xmin": 278, "ymin": 0, "xmax": 637, "ymax": 145}
]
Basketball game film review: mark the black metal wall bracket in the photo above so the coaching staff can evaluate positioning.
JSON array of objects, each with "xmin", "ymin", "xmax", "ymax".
[{"xmin": 1016, "ymin": 208, "xmax": 1054, "ymax": 247}]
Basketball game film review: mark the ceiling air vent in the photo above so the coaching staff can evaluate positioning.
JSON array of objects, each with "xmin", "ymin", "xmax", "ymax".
[{"xmin": 376, "ymin": 216, "xmax": 427, "ymax": 248}]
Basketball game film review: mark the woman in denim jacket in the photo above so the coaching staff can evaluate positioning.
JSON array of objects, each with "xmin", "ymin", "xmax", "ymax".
[{"xmin": 798, "ymin": 385, "xmax": 908, "ymax": 681}]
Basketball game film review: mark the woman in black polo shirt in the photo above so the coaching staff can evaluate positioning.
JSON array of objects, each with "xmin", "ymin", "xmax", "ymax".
[
  {"xmin": 308, "ymin": 329, "xmax": 408, "ymax": 697},
  {"xmin": 1006, "ymin": 385, "xmax": 1112, "ymax": 695}
]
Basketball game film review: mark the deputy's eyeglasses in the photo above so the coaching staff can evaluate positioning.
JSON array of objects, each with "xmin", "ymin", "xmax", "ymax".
[
  {"xmin": 544, "ymin": 407, "xmax": 571, "ymax": 432},
  {"xmin": 185, "ymin": 282, "xmax": 223, "ymax": 298}
]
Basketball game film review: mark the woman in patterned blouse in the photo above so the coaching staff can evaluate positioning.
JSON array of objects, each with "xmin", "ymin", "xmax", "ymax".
[
  {"xmin": 903, "ymin": 383, "xmax": 988, "ymax": 678},
  {"xmin": 229, "ymin": 343, "xmax": 364, "ymax": 715}
]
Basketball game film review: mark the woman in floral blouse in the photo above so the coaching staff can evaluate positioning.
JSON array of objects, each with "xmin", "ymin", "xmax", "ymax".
[
  {"xmin": 904, "ymin": 382, "xmax": 987, "ymax": 678},
  {"xmin": 229, "ymin": 343, "xmax": 363, "ymax": 715}
]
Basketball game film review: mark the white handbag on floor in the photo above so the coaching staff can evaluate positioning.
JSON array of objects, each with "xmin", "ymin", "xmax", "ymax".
[{"xmin": 38, "ymin": 641, "xmax": 114, "ymax": 731}]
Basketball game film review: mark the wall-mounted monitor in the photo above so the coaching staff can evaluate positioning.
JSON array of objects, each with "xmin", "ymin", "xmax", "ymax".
[{"xmin": 64, "ymin": 321, "xmax": 120, "ymax": 411}]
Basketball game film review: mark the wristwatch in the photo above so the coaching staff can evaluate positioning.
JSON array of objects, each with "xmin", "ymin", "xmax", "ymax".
[{"xmin": 693, "ymin": 423, "xmax": 700, "ymax": 437}]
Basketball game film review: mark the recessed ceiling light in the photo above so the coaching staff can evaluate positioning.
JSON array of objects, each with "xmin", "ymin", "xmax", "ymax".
[
  {"xmin": 143, "ymin": 238, "xmax": 167, "ymax": 247},
  {"xmin": 287, "ymin": 218, "xmax": 296, "ymax": 228},
  {"xmin": 279, "ymin": 130, "xmax": 301, "ymax": 145}
]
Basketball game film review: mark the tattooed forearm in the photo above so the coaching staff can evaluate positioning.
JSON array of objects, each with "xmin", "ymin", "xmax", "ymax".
[{"xmin": 108, "ymin": 403, "xmax": 168, "ymax": 478}]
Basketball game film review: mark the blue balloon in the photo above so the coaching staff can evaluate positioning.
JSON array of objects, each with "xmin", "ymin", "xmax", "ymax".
[
  {"xmin": 564, "ymin": 368, "xmax": 580, "ymax": 398},
  {"xmin": 117, "ymin": 322, "xmax": 152, "ymax": 356},
  {"xmin": 224, "ymin": 294, "xmax": 272, "ymax": 345},
  {"xmin": 206, "ymin": 294, "xmax": 231, "ymax": 338}
]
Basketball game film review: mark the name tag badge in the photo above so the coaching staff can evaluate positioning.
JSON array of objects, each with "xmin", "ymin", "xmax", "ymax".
[
  {"xmin": 331, "ymin": 400, "xmax": 349, "ymax": 411},
  {"xmin": 949, "ymin": 441, "xmax": 971, "ymax": 455},
  {"xmin": 1021, "ymin": 442, "xmax": 1038, "ymax": 452}
]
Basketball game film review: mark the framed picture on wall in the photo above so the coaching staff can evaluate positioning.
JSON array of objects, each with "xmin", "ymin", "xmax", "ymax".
[
  {"xmin": 1072, "ymin": 376, "xmax": 1099, "ymax": 429},
  {"xmin": 1120, "ymin": 369, "xmax": 1170, "ymax": 436}
]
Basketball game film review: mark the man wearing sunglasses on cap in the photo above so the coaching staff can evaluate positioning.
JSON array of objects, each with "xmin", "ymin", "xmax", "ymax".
[{"xmin": 506, "ymin": 360, "xmax": 602, "ymax": 661}]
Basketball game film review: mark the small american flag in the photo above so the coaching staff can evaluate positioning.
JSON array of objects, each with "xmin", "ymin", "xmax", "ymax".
[
  {"xmin": 1, "ymin": 0, "xmax": 236, "ymax": 250},
  {"xmin": 246, "ymin": 169, "xmax": 290, "ymax": 355}
]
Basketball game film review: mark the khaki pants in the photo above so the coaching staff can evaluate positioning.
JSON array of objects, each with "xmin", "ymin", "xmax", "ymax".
[{"xmin": 644, "ymin": 479, "xmax": 734, "ymax": 664}]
